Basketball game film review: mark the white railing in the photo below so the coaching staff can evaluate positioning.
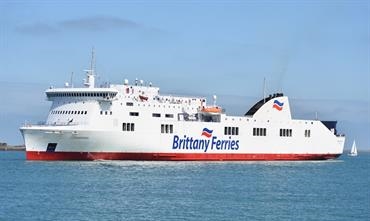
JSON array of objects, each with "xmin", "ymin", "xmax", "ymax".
[{"xmin": 22, "ymin": 122, "xmax": 79, "ymax": 127}]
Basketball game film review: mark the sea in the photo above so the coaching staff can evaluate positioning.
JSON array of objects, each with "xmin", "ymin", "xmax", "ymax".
[{"xmin": 0, "ymin": 152, "xmax": 369, "ymax": 221}]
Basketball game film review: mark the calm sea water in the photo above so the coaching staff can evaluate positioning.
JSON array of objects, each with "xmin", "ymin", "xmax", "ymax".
[{"xmin": 0, "ymin": 152, "xmax": 369, "ymax": 221}]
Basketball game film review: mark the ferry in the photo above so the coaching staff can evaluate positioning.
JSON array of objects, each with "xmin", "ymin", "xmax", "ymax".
[{"xmin": 20, "ymin": 53, "xmax": 345, "ymax": 161}]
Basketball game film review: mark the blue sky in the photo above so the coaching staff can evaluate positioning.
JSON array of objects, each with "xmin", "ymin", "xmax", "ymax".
[{"xmin": 0, "ymin": 0, "xmax": 369, "ymax": 150}]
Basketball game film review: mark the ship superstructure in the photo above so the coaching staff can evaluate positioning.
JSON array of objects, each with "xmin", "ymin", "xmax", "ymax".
[{"xmin": 20, "ymin": 56, "xmax": 345, "ymax": 161}]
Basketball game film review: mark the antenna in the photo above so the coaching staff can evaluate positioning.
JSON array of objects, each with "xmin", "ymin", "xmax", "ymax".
[
  {"xmin": 263, "ymin": 77, "xmax": 267, "ymax": 103},
  {"xmin": 84, "ymin": 47, "xmax": 96, "ymax": 88},
  {"xmin": 70, "ymin": 72, "xmax": 74, "ymax": 88},
  {"xmin": 90, "ymin": 47, "xmax": 95, "ymax": 75}
]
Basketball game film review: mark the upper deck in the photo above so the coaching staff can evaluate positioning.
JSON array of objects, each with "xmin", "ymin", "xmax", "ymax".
[{"xmin": 45, "ymin": 61, "xmax": 209, "ymax": 113}]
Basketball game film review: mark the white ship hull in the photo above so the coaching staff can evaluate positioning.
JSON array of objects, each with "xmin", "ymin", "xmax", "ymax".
[{"xmin": 20, "ymin": 113, "xmax": 345, "ymax": 161}]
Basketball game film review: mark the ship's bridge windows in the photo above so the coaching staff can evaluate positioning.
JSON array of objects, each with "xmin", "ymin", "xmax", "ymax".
[
  {"xmin": 51, "ymin": 90, "xmax": 115, "ymax": 102},
  {"xmin": 280, "ymin": 129, "xmax": 292, "ymax": 137},
  {"xmin": 253, "ymin": 128, "xmax": 266, "ymax": 136},
  {"xmin": 51, "ymin": 110, "xmax": 87, "ymax": 115}
]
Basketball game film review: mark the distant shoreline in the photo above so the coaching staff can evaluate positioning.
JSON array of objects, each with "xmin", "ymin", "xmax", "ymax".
[{"xmin": 0, "ymin": 145, "xmax": 25, "ymax": 151}]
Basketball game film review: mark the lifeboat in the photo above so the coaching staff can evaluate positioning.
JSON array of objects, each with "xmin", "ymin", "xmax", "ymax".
[{"xmin": 201, "ymin": 106, "xmax": 222, "ymax": 114}]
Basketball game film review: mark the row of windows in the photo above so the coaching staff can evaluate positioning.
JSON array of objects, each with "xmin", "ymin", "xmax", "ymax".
[
  {"xmin": 280, "ymin": 129, "xmax": 292, "ymax": 137},
  {"xmin": 250, "ymin": 128, "xmax": 312, "ymax": 137},
  {"xmin": 120, "ymin": 124, "xmax": 309, "ymax": 137},
  {"xmin": 51, "ymin": 110, "xmax": 87, "ymax": 115},
  {"xmin": 224, "ymin": 127, "xmax": 239, "ymax": 135},
  {"xmin": 60, "ymin": 110, "xmax": 175, "ymax": 118},
  {"xmin": 125, "ymin": 101, "xmax": 200, "ymax": 110},
  {"xmin": 161, "ymin": 124, "xmax": 174, "ymax": 134},
  {"xmin": 48, "ymin": 92, "xmax": 116, "ymax": 98},
  {"xmin": 48, "ymin": 109, "xmax": 312, "ymax": 139},
  {"xmin": 122, "ymin": 123, "xmax": 135, "ymax": 131},
  {"xmin": 100, "ymin": 110, "xmax": 113, "ymax": 115},
  {"xmin": 129, "ymin": 112, "xmax": 174, "ymax": 118},
  {"xmin": 253, "ymin": 128, "xmax": 267, "ymax": 136}
]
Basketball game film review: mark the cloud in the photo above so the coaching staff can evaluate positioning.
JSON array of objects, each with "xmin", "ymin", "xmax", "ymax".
[
  {"xmin": 15, "ymin": 22, "xmax": 58, "ymax": 35},
  {"xmin": 59, "ymin": 16, "xmax": 140, "ymax": 31},
  {"xmin": 15, "ymin": 15, "xmax": 144, "ymax": 35}
]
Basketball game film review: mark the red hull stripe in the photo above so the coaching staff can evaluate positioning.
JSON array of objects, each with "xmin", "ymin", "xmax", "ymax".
[{"xmin": 26, "ymin": 151, "xmax": 341, "ymax": 161}]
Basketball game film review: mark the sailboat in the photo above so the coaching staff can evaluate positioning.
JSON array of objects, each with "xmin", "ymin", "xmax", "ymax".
[{"xmin": 348, "ymin": 140, "xmax": 358, "ymax": 157}]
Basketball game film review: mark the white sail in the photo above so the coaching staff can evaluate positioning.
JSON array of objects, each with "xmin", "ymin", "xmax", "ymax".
[{"xmin": 349, "ymin": 140, "xmax": 358, "ymax": 156}]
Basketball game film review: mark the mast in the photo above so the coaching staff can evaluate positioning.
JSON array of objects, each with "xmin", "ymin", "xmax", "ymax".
[
  {"xmin": 90, "ymin": 47, "xmax": 95, "ymax": 76},
  {"xmin": 263, "ymin": 77, "xmax": 266, "ymax": 103},
  {"xmin": 84, "ymin": 47, "xmax": 96, "ymax": 88},
  {"xmin": 70, "ymin": 72, "xmax": 74, "ymax": 88}
]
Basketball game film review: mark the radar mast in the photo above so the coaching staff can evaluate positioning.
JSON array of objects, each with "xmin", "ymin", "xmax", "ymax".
[{"xmin": 84, "ymin": 47, "xmax": 96, "ymax": 88}]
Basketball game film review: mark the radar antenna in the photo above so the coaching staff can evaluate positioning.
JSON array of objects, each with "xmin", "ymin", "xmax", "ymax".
[
  {"xmin": 90, "ymin": 47, "xmax": 96, "ymax": 75},
  {"xmin": 70, "ymin": 72, "xmax": 74, "ymax": 88},
  {"xmin": 84, "ymin": 47, "xmax": 96, "ymax": 88}
]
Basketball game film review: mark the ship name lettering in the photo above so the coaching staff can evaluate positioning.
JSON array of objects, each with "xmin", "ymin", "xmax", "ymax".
[
  {"xmin": 172, "ymin": 135, "xmax": 210, "ymax": 152},
  {"xmin": 211, "ymin": 136, "xmax": 239, "ymax": 151},
  {"xmin": 172, "ymin": 135, "xmax": 239, "ymax": 152}
]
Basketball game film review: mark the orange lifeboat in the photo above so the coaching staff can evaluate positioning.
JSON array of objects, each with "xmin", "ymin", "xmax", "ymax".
[{"xmin": 201, "ymin": 106, "xmax": 222, "ymax": 114}]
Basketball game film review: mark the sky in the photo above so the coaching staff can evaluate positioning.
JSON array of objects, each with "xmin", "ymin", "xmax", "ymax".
[{"xmin": 0, "ymin": 0, "xmax": 369, "ymax": 150}]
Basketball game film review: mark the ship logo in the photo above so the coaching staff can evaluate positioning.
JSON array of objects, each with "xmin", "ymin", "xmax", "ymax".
[
  {"xmin": 273, "ymin": 100, "xmax": 284, "ymax": 111},
  {"xmin": 201, "ymin": 128, "xmax": 213, "ymax": 138}
]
